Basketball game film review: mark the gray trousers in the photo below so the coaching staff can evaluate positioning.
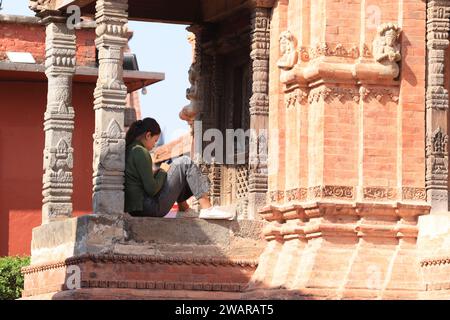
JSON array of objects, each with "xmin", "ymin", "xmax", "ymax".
[{"xmin": 130, "ymin": 156, "xmax": 210, "ymax": 217}]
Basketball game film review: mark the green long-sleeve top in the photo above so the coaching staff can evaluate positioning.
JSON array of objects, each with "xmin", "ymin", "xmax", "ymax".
[{"xmin": 124, "ymin": 140, "xmax": 167, "ymax": 213}]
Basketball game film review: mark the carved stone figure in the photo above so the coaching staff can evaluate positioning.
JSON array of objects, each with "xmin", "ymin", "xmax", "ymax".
[
  {"xmin": 277, "ymin": 31, "xmax": 298, "ymax": 71},
  {"xmin": 372, "ymin": 23, "xmax": 402, "ymax": 78},
  {"xmin": 277, "ymin": 31, "xmax": 305, "ymax": 87},
  {"xmin": 29, "ymin": 0, "xmax": 52, "ymax": 12},
  {"xmin": 179, "ymin": 62, "xmax": 200, "ymax": 123}
]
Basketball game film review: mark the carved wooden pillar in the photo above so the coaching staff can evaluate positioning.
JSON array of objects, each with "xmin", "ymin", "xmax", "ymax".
[
  {"xmin": 426, "ymin": 0, "xmax": 450, "ymax": 213},
  {"xmin": 93, "ymin": 0, "xmax": 128, "ymax": 215},
  {"xmin": 41, "ymin": 13, "xmax": 77, "ymax": 224},
  {"xmin": 248, "ymin": 6, "xmax": 271, "ymax": 219},
  {"xmin": 187, "ymin": 24, "xmax": 204, "ymax": 164}
]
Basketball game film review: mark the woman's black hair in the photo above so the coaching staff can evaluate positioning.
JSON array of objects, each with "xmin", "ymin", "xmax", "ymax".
[{"xmin": 126, "ymin": 117, "xmax": 161, "ymax": 147}]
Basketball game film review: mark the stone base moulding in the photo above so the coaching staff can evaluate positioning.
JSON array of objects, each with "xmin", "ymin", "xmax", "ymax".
[
  {"xmin": 21, "ymin": 254, "xmax": 257, "ymax": 299},
  {"xmin": 244, "ymin": 200, "xmax": 432, "ymax": 299},
  {"xmin": 22, "ymin": 214, "xmax": 267, "ymax": 299}
]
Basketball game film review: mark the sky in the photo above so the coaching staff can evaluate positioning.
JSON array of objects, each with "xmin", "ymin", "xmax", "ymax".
[{"xmin": 1, "ymin": 0, "xmax": 191, "ymax": 143}]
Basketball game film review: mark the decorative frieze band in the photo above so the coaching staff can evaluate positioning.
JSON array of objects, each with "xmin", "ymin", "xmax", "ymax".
[
  {"xmin": 269, "ymin": 190, "xmax": 285, "ymax": 203},
  {"xmin": 285, "ymin": 188, "xmax": 308, "ymax": 202},
  {"xmin": 269, "ymin": 186, "xmax": 356, "ymax": 202},
  {"xmin": 363, "ymin": 187, "xmax": 397, "ymax": 201},
  {"xmin": 22, "ymin": 254, "xmax": 259, "ymax": 275},
  {"xmin": 271, "ymin": 186, "xmax": 426, "ymax": 203},
  {"xmin": 310, "ymin": 185, "xmax": 355, "ymax": 200},
  {"xmin": 307, "ymin": 43, "xmax": 372, "ymax": 60},
  {"xmin": 402, "ymin": 187, "xmax": 427, "ymax": 201},
  {"xmin": 285, "ymin": 87, "xmax": 308, "ymax": 108},
  {"xmin": 359, "ymin": 86, "xmax": 400, "ymax": 103},
  {"xmin": 308, "ymin": 86, "xmax": 360, "ymax": 104}
]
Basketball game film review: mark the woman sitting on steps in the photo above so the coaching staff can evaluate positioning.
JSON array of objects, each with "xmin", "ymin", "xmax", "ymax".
[{"xmin": 124, "ymin": 117, "xmax": 235, "ymax": 220}]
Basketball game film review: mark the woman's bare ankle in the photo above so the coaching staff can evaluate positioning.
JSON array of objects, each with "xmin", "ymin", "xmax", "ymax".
[
  {"xmin": 178, "ymin": 201, "xmax": 190, "ymax": 212},
  {"xmin": 198, "ymin": 196, "xmax": 212, "ymax": 210}
]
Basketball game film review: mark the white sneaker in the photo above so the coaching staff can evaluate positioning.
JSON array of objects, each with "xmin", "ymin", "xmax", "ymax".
[{"xmin": 199, "ymin": 206, "xmax": 236, "ymax": 220}]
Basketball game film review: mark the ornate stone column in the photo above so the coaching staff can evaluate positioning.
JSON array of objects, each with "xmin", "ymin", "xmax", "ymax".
[
  {"xmin": 248, "ymin": 5, "xmax": 271, "ymax": 219},
  {"xmin": 426, "ymin": 0, "xmax": 450, "ymax": 213},
  {"xmin": 40, "ymin": 12, "xmax": 77, "ymax": 224},
  {"xmin": 92, "ymin": 0, "xmax": 129, "ymax": 215}
]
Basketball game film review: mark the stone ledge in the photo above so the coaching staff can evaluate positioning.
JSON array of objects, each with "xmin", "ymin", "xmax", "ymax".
[
  {"xmin": 260, "ymin": 201, "xmax": 431, "ymax": 221},
  {"xmin": 21, "ymin": 288, "xmax": 242, "ymax": 300},
  {"xmin": 22, "ymin": 253, "xmax": 259, "ymax": 275},
  {"xmin": 0, "ymin": 14, "xmax": 40, "ymax": 25},
  {"xmin": 29, "ymin": 214, "xmax": 267, "ymax": 265}
]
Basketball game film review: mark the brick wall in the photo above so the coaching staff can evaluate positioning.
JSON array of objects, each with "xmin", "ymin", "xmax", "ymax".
[
  {"xmin": 0, "ymin": 19, "xmax": 96, "ymax": 67},
  {"xmin": 267, "ymin": 0, "xmax": 427, "ymax": 202}
]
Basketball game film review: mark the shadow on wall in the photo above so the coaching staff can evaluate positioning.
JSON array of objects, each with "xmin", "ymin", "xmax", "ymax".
[{"xmin": 400, "ymin": 33, "xmax": 418, "ymax": 87}]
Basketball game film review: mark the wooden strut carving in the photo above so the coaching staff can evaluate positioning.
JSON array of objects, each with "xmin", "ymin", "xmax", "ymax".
[
  {"xmin": 425, "ymin": 0, "xmax": 450, "ymax": 212},
  {"xmin": 247, "ymin": 6, "xmax": 271, "ymax": 218}
]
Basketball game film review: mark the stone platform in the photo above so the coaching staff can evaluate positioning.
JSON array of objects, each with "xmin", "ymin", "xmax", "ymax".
[
  {"xmin": 21, "ymin": 215, "xmax": 267, "ymax": 300},
  {"xmin": 21, "ymin": 208, "xmax": 450, "ymax": 300}
]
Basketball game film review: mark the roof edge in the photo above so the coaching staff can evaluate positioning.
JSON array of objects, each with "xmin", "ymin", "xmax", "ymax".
[{"xmin": 0, "ymin": 14, "xmax": 40, "ymax": 25}]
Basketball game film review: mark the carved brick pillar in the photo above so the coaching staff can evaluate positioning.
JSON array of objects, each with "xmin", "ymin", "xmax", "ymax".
[
  {"xmin": 248, "ymin": 6, "xmax": 271, "ymax": 219},
  {"xmin": 92, "ymin": 0, "xmax": 128, "ymax": 215},
  {"xmin": 426, "ymin": 0, "xmax": 450, "ymax": 213},
  {"xmin": 41, "ymin": 13, "xmax": 77, "ymax": 224}
]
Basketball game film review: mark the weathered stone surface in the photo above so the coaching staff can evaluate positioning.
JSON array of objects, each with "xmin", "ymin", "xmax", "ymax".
[
  {"xmin": 92, "ymin": 0, "xmax": 129, "ymax": 215},
  {"xmin": 30, "ymin": 214, "xmax": 126, "ymax": 264},
  {"xmin": 42, "ymin": 18, "xmax": 76, "ymax": 224},
  {"xmin": 29, "ymin": 215, "xmax": 266, "ymax": 263}
]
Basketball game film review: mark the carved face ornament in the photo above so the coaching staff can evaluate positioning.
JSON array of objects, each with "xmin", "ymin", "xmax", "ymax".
[
  {"xmin": 384, "ymin": 30, "xmax": 398, "ymax": 47},
  {"xmin": 377, "ymin": 23, "xmax": 400, "ymax": 46},
  {"xmin": 279, "ymin": 31, "xmax": 294, "ymax": 54}
]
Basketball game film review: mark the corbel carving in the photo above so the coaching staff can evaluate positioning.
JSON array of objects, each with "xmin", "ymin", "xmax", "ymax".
[
  {"xmin": 278, "ymin": 23, "xmax": 402, "ymax": 91},
  {"xmin": 29, "ymin": 0, "xmax": 53, "ymax": 13},
  {"xmin": 372, "ymin": 23, "xmax": 402, "ymax": 76},
  {"xmin": 179, "ymin": 62, "xmax": 201, "ymax": 123},
  {"xmin": 277, "ymin": 31, "xmax": 308, "ymax": 103}
]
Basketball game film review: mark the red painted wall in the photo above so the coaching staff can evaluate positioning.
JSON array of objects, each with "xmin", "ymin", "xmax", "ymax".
[
  {"xmin": 0, "ymin": 81, "xmax": 95, "ymax": 257},
  {"xmin": 0, "ymin": 20, "xmax": 98, "ymax": 257}
]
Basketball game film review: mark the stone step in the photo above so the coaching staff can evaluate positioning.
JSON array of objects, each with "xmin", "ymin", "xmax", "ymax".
[{"xmin": 30, "ymin": 214, "xmax": 267, "ymax": 264}]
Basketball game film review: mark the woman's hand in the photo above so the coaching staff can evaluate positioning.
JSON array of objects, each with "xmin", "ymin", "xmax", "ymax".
[{"xmin": 160, "ymin": 162, "xmax": 171, "ymax": 172}]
